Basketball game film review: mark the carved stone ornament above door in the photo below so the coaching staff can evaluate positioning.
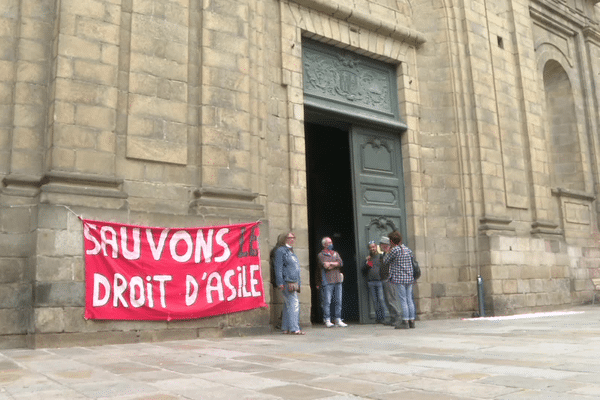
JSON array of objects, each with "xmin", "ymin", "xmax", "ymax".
[{"xmin": 302, "ymin": 40, "xmax": 400, "ymax": 124}]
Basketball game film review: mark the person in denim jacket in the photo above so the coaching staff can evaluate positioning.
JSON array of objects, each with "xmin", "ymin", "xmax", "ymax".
[{"xmin": 274, "ymin": 232, "xmax": 304, "ymax": 335}]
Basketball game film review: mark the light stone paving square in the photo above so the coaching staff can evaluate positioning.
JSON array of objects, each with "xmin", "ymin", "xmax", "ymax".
[
  {"xmin": 100, "ymin": 361, "xmax": 161, "ymax": 375},
  {"xmin": 45, "ymin": 369, "xmax": 118, "ymax": 383},
  {"xmin": 254, "ymin": 368, "xmax": 321, "ymax": 383},
  {"xmin": 162, "ymin": 362, "xmax": 217, "ymax": 374},
  {"xmin": 195, "ymin": 347, "xmax": 253, "ymax": 359},
  {"xmin": 234, "ymin": 354, "xmax": 289, "ymax": 364},
  {"xmin": 259, "ymin": 383, "xmax": 337, "ymax": 400},
  {"xmin": 119, "ymin": 370, "xmax": 185, "ymax": 382},
  {"xmin": 571, "ymin": 384, "xmax": 600, "ymax": 397},
  {"xmin": 46, "ymin": 347, "xmax": 96, "ymax": 357},
  {"xmin": 569, "ymin": 373, "xmax": 600, "ymax": 385},
  {"xmin": 485, "ymin": 343, "xmax": 584, "ymax": 356},
  {"xmin": 196, "ymin": 370, "xmax": 284, "ymax": 390},
  {"xmin": 145, "ymin": 378, "xmax": 223, "ymax": 399},
  {"xmin": 275, "ymin": 359, "xmax": 339, "ymax": 374},
  {"xmin": 211, "ymin": 360, "xmax": 276, "ymax": 373},
  {"xmin": 16, "ymin": 359, "xmax": 91, "ymax": 373},
  {"xmin": 417, "ymin": 369, "xmax": 490, "ymax": 381},
  {"xmin": 1, "ymin": 374, "xmax": 64, "ymax": 395},
  {"xmin": 8, "ymin": 389, "xmax": 88, "ymax": 399},
  {"xmin": 126, "ymin": 354, "xmax": 181, "ymax": 366},
  {"xmin": 498, "ymin": 390, "xmax": 596, "ymax": 399},
  {"xmin": 371, "ymin": 389, "xmax": 477, "ymax": 400},
  {"xmin": 112, "ymin": 394, "xmax": 182, "ymax": 400},
  {"xmin": 400, "ymin": 376, "xmax": 520, "ymax": 399},
  {"xmin": 344, "ymin": 370, "xmax": 412, "ymax": 385},
  {"xmin": 69, "ymin": 380, "xmax": 158, "ymax": 399},
  {"xmin": 479, "ymin": 375, "xmax": 586, "ymax": 392},
  {"xmin": 309, "ymin": 376, "xmax": 394, "ymax": 396},
  {"xmin": 347, "ymin": 361, "xmax": 430, "ymax": 375},
  {"xmin": 407, "ymin": 359, "xmax": 493, "ymax": 373},
  {"xmin": 0, "ymin": 361, "xmax": 19, "ymax": 370},
  {"xmin": 185, "ymin": 385, "xmax": 281, "ymax": 400},
  {"xmin": 482, "ymin": 365, "xmax": 581, "ymax": 380}
]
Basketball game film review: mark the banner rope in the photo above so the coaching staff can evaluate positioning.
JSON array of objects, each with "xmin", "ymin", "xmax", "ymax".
[
  {"xmin": 0, "ymin": 203, "xmax": 82, "ymax": 219},
  {"xmin": 2, "ymin": 204, "xmax": 261, "ymax": 225}
]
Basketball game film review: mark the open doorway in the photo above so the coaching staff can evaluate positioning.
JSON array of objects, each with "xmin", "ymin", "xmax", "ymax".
[{"xmin": 305, "ymin": 122, "xmax": 359, "ymax": 324}]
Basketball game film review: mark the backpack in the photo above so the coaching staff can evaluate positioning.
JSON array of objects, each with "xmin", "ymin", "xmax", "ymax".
[
  {"xmin": 269, "ymin": 246, "xmax": 279, "ymax": 287},
  {"xmin": 401, "ymin": 246, "xmax": 420, "ymax": 280},
  {"xmin": 411, "ymin": 255, "xmax": 421, "ymax": 280},
  {"xmin": 379, "ymin": 255, "xmax": 390, "ymax": 281}
]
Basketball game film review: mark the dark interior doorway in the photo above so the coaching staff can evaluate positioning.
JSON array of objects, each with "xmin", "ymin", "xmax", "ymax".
[{"xmin": 305, "ymin": 122, "xmax": 359, "ymax": 324}]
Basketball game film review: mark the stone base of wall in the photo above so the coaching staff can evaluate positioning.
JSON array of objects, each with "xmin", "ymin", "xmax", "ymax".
[
  {"xmin": 479, "ymin": 233, "xmax": 600, "ymax": 316},
  {"xmin": 0, "ymin": 325, "xmax": 273, "ymax": 349},
  {"xmin": 0, "ymin": 335, "xmax": 30, "ymax": 350}
]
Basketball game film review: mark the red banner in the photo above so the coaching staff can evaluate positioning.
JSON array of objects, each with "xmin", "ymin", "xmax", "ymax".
[{"xmin": 82, "ymin": 219, "xmax": 266, "ymax": 321}]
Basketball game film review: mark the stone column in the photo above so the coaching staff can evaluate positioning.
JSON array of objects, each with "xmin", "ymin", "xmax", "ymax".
[{"xmin": 0, "ymin": 0, "xmax": 56, "ymax": 348}]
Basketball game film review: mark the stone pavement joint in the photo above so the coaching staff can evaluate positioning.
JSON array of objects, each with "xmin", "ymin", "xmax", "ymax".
[{"xmin": 2, "ymin": 306, "xmax": 600, "ymax": 399}]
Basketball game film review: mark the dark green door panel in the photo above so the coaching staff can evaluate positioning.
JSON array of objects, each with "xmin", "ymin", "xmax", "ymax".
[{"xmin": 350, "ymin": 126, "xmax": 407, "ymax": 323}]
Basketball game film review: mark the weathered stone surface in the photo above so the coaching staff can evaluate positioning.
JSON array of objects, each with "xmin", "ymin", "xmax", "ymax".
[{"xmin": 34, "ymin": 282, "xmax": 85, "ymax": 307}]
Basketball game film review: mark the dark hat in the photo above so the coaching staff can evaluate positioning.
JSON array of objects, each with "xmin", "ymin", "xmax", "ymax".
[{"xmin": 379, "ymin": 236, "xmax": 390, "ymax": 245}]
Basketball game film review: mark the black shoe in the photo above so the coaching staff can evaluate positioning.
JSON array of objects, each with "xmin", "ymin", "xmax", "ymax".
[
  {"xmin": 395, "ymin": 321, "xmax": 409, "ymax": 329},
  {"xmin": 383, "ymin": 318, "xmax": 395, "ymax": 326},
  {"xmin": 409, "ymin": 320, "xmax": 415, "ymax": 329}
]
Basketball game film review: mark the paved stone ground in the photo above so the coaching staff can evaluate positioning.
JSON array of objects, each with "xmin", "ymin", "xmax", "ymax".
[{"xmin": 2, "ymin": 306, "xmax": 600, "ymax": 399}]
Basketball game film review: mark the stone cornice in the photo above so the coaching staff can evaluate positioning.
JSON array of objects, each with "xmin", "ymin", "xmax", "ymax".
[
  {"xmin": 2, "ymin": 172, "xmax": 127, "ymax": 199},
  {"xmin": 530, "ymin": 0, "xmax": 591, "ymax": 31},
  {"xmin": 479, "ymin": 215, "xmax": 516, "ymax": 235},
  {"xmin": 530, "ymin": 6, "xmax": 578, "ymax": 37},
  {"xmin": 285, "ymin": 0, "xmax": 426, "ymax": 47},
  {"xmin": 583, "ymin": 26, "xmax": 600, "ymax": 44},
  {"xmin": 43, "ymin": 171, "xmax": 123, "ymax": 188},
  {"xmin": 40, "ymin": 171, "xmax": 127, "ymax": 199},
  {"xmin": 531, "ymin": 220, "xmax": 562, "ymax": 236},
  {"xmin": 551, "ymin": 187, "xmax": 596, "ymax": 201},
  {"xmin": 193, "ymin": 187, "xmax": 258, "ymax": 202}
]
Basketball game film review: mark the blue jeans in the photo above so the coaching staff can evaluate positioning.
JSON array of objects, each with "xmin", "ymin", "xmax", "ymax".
[
  {"xmin": 281, "ymin": 288, "xmax": 300, "ymax": 332},
  {"xmin": 321, "ymin": 282, "xmax": 342, "ymax": 321},
  {"xmin": 397, "ymin": 283, "xmax": 416, "ymax": 321},
  {"xmin": 367, "ymin": 281, "xmax": 389, "ymax": 321}
]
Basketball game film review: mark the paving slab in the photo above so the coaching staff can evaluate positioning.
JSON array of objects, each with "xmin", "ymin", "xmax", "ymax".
[{"xmin": 2, "ymin": 306, "xmax": 600, "ymax": 399}]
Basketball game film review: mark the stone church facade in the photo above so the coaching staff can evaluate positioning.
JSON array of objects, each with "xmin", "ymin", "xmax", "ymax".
[{"xmin": 1, "ymin": 0, "xmax": 600, "ymax": 347}]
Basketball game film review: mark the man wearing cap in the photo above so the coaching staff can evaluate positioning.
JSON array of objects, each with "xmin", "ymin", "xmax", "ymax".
[
  {"xmin": 379, "ymin": 236, "xmax": 402, "ymax": 326},
  {"xmin": 362, "ymin": 240, "xmax": 390, "ymax": 324}
]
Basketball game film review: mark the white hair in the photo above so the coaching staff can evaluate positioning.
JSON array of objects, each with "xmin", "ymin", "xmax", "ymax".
[{"xmin": 321, "ymin": 237, "xmax": 331, "ymax": 247}]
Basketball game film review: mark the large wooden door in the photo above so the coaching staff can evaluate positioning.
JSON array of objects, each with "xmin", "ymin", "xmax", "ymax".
[{"xmin": 350, "ymin": 126, "xmax": 406, "ymax": 323}]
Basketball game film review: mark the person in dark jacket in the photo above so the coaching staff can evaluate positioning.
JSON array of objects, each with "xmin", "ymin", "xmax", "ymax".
[
  {"xmin": 362, "ymin": 241, "xmax": 390, "ymax": 324},
  {"xmin": 274, "ymin": 232, "xmax": 304, "ymax": 335}
]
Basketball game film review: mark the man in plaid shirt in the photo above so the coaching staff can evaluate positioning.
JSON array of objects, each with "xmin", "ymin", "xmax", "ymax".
[{"xmin": 382, "ymin": 230, "xmax": 416, "ymax": 329}]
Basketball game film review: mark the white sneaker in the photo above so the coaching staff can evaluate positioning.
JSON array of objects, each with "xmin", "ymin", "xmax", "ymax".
[
  {"xmin": 324, "ymin": 319, "xmax": 334, "ymax": 328},
  {"xmin": 335, "ymin": 319, "xmax": 347, "ymax": 327}
]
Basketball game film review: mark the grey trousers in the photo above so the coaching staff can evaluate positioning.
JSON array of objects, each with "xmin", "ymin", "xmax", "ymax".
[{"xmin": 382, "ymin": 280, "xmax": 401, "ymax": 320}]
